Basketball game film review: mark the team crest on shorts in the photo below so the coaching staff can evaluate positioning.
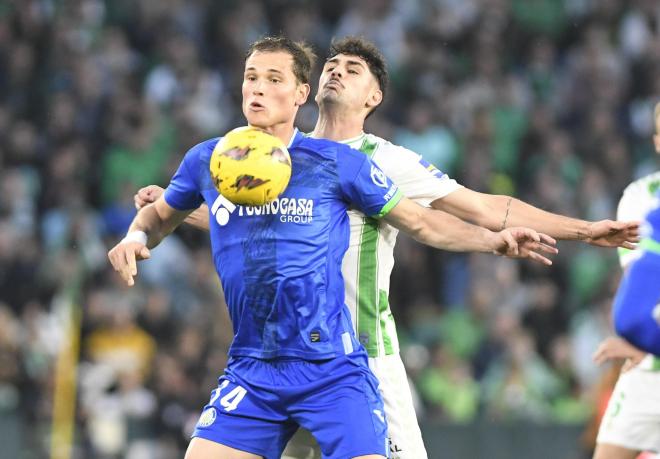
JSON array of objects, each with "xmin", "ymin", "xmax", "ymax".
[{"xmin": 197, "ymin": 408, "xmax": 217, "ymax": 427}]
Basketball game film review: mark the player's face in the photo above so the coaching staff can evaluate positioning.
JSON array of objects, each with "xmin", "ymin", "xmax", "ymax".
[
  {"xmin": 316, "ymin": 54, "xmax": 382, "ymax": 115},
  {"xmin": 242, "ymin": 51, "xmax": 310, "ymax": 130}
]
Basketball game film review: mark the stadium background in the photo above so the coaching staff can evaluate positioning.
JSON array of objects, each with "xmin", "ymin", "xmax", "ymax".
[{"xmin": 1, "ymin": 0, "xmax": 659, "ymax": 458}]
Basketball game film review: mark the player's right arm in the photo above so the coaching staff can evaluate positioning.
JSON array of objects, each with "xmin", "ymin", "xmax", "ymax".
[
  {"xmin": 135, "ymin": 185, "xmax": 210, "ymax": 231},
  {"xmin": 432, "ymin": 187, "xmax": 639, "ymax": 249},
  {"xmin": 108, "ymin": 197, "xmax": 192, "ymax": 286},
  {"xmin": 111, "ymin": 139, "xmax": 213, "ymax": 286}
]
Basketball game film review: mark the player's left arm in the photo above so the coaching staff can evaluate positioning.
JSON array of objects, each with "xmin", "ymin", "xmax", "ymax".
[
  {"xmin": 432, "ymin": 187, "xmax": 640, "ymax": 249},
  {"xmin": 382, "ymin": 197, "xmax": 558, "ymax": 265}
]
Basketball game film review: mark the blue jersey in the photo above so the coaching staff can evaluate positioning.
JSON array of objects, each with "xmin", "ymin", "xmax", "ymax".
[
  {"xmin": 164, "ymin": 129, "xmax": 403, "ymax": 360},
  {"xmin": 613, "ymin": 192, "xmax": 660, "ymax": 356}
]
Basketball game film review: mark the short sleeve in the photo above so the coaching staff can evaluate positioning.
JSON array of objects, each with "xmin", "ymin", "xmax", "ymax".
[
  {"xmin": 337, "ymin": 147, "xmax": 402, "ymax": 218},
  {"xmin": 374, "ymin": 145, "xmax": 462, "ymax": 207},
  {"xmin": 617, "ymin": 184, "xmax": 659, "ymax": 268},
  {"xmin": 163, "ymin": 143, "xmax": 207, "ymax": 210}
]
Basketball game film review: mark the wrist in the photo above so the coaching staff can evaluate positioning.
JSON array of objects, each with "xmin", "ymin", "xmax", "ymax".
[
  {"xmin": 121, "ymin": 230, "xmax": 148, "ymax": 246},
  {"xmin": 485, "ymin": 229, "xmax": 500, "ymax": 253},
  {"xmin": 577, "ymin": 222, "xmax": 592, "ymax": 241}
]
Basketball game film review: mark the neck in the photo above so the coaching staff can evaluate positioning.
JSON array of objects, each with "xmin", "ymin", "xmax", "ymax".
[
  {"xmin": 311, "ymin": 104, "xmax": 366, "ymax": 141},
  {"xmin": 253, "ymin": 122, "xmax": 296, "ymax": 146}
]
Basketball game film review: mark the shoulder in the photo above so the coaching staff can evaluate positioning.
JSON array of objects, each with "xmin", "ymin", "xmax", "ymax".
[
  {"xmin": 365, "ymin": 133, "xmax": 424, "ymax": 164},
  {"xmin": 185, "ymin": 137, "xmax": 221, "ymax": 163},
  {"xmin": 622, "ymin": 171, "xmax": 660, "ymax": 199},
  {"xmin": 298, "ymin": 136, "xmax": 364, "ymax": 161}
]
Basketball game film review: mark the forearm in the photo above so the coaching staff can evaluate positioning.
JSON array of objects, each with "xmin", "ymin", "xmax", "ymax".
[
  {"xmin": 467, "ymin": 194, "xmax": 590, "ymax": 240},
  {"xmin": 183, "ymin": 204, "xmax": 211, "ymax": 231},
  {"xmin": 406, "ymin": 207, "xmax": 497, "ymax": 253},
  {"xmin": 128, "ymin": 199, "xmax": 190, "ymax": 248},
  {"xmin": 504, "ymin": 197, "xmax": 590, "ymax": 240},
  {"xmin": 385, "ymin": 197, "xmax": 500, "ymax": 252}
]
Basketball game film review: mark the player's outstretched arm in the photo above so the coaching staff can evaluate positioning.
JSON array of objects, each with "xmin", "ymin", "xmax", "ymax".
[
  {"xmin": 431, "ymin": 188, "xmax": 640, "ymax": 248},
  {"xmin": 383, "ymin": 197, "xmax": 558, "ymax": 265},
  {"xmin": 593, "ymin": 336, "xmax": 646, "ymax": 372},
  {"xmin": 135, "ymin": 185, "xmax": 210, "ymax": 231},
  {"xmin": 108, "ymin": 197, "xmax": 191, "ymax": 286}
]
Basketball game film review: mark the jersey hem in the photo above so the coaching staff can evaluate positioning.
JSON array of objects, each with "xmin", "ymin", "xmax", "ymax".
[{"xmin": 228, "ymin": 348, "xmax": 344, "ymax": 361}]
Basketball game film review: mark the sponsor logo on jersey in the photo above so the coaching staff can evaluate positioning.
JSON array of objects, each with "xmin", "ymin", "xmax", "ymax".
[
  {"xmin": 310, "ymin": 330, "xmax": 321, "ymax": 342},
  {"xmin": 197, "ymin": 407, "xmax": 217, "ymax": 427},
  {"xmin": 370, "ymin": 165, "xmax": 389, "ymax": 188},
  {"xmin": 211, "ymin": 194, "xmax": 314, "ymax": 226}
]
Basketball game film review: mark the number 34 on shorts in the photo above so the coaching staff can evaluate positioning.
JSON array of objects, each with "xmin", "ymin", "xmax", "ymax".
[
  {"xmin": 210, "ymin": 380, "xmax": 248, "ymax": 413},
  {"xmin": 196, "ymin": 379, "xmax": 249, "ymax": 428}
]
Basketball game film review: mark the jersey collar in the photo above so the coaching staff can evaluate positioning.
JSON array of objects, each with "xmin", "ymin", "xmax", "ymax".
[
  {"xmin": 338, "ymin": 132, "xmax": 366, "ymax": 146},
  {"xmin": 288, "ymin": 128, "xmax": 302, "ymax": 148}
]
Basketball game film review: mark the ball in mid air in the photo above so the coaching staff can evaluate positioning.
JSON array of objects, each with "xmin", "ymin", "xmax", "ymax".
[{"xmin": 210, "ymin": 126, "xmax": 292, "ymax": 206}]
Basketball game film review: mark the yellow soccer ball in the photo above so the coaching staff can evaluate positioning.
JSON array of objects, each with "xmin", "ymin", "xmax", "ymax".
[{"xmin": 210, "ymin": 126, "xmax": 292, "ymax": 206}]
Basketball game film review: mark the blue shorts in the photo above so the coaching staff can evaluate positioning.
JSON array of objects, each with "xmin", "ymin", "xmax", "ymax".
[{"xmin": 192, "ymin": 351, "xmax": 389, "ymax": 459}]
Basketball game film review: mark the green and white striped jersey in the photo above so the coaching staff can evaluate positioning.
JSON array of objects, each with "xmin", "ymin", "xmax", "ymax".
[
  {"xmin": 616, "ymin": 171, "xmax": 660, "ymax": 371},
  {"xmin": 341, "ymin": 132, "xmax": 462, "ymax": 357},
  {"xmin": 617, "ymin": 171, "xmax": 660, "ymax": 267}
]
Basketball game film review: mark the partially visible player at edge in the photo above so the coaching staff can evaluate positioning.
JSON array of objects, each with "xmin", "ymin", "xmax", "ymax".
[
  {"xmin": 592, "ymin": 101, "xmax": 660, "ymax": 459},
  {"xmin": 111, "ymin": 36, "xmax": 557, "ymax": 459},
  {"xmin": 135, "ymin": 37, "xmax": 638, "ymax": 459}
]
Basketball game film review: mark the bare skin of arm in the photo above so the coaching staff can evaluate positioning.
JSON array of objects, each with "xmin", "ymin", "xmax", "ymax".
[
  {"xmin": 108, "ymin": 197, "xmax": 192, "ymax": 286},
  {"xmin": 135, "ymin": 186, "xmax": 558, "ymax": 264},
  {"xmin": 137, "ymin": 186, "xmax": 640, "ymax": 249},
  {"xmin": 432, "ymin": 188, "xmax": 640, "ymax": 249},
  {"xmin": 135, "ymin": 185, "xmax": 210, "ymax": 231},
  {"xmin": 382, "ymin": 196, "xmax": 558, "ymax": 265},
  {"xmin": 593, "ymin": 336, "xmax": 647, "ymax": 373}
]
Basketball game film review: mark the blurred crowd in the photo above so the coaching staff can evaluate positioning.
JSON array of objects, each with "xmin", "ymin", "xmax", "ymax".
[{"xmin": 1, "ymin": 0, "xmax": 660, "ymax": 457}]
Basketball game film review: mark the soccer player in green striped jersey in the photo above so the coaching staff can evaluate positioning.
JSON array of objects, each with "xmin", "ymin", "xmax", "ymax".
[
  {"xmin": 136, "ymin": 36, "xmax": 638, "ymax": 459},
  {"xmin": 592, "ymin": 101, "xmax": 660, "ymax": 459}
]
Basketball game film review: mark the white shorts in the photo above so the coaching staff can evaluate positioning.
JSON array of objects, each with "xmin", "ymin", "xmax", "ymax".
[
  {"xmin": 282, "ymin": 353, "xmax": 427, "ymax": 459},
  {"xmin": 597, "ymin": 366, "xmax": 660, "ymax": 453},
  {"xmin": 369, "ymin": 353, "xmax": 428, "ymax": 459}
]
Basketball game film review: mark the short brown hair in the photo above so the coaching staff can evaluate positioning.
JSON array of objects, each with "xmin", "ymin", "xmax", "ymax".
[
  {"xmin": 327, "ymin": 36, "xmax": 388, "ymax": 101},
  {"xmin": 246, "ymin": 36, "xmax": 316, "ymax": 85}
]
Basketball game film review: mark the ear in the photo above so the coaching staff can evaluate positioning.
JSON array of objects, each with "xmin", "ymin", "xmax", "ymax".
[
  {"xmin": 365, "ymin": 88, "xmax": 383, "ymax": 111},
  {"xmin": 295, "ymin": 83, "xmax": 311, "ymax": 106}
]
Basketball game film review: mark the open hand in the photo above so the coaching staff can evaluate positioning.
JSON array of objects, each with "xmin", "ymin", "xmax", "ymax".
[
  {"xmin": 593, "ymin": 336, "xmax": 646, "ymax": 372},
  {"xmin": 584, "ymin": 220, "xmax": 640, "ymax": 249},
  {"xmin": 492, "ymin": 227, "xmax": 558, "ymax": 265},
  {"xmin": 134, "ymin": 185, "xmax": 165, "ymax": 210}
]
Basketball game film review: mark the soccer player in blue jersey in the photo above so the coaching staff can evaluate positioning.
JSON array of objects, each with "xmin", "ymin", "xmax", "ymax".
[
  {"xmin": 612, "ymin": 194, "xmax": 660, "ymax": 356},
  {"xmin": 109, "ymin": 36, "xmax": 558, "ymax": 459}
]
